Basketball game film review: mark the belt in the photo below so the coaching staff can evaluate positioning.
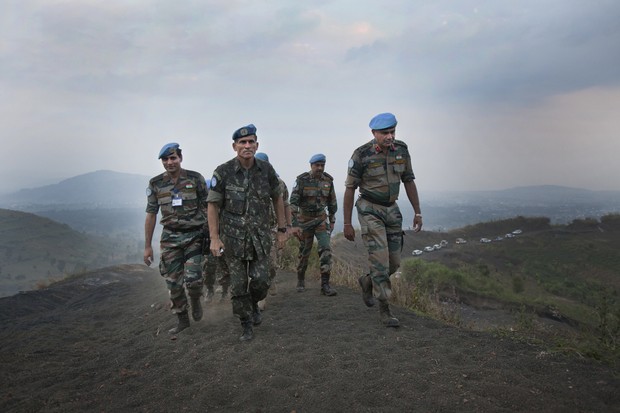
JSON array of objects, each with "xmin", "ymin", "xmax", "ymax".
[
  {"xmin": 300, "ymin": 210, "xmax": 326, "ymax": 217},
  {"xmin": 360, "ymin": 194, "xmax": 395, "ymax": 207},
  {"xmin": 163, "ymin": 226, "xmax": 201, "ymax": 233}
]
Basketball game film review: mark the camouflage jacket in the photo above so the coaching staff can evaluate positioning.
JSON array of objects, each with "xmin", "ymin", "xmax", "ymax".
[
  {"xmin": 146, "ymin": 169, "xmax": 208, "ymax": 231},
  {"xmin": 290, "ymin": 171, "xmax": 337, "ymax": 226},
  {"xmin": 207, "ymin": 157, "xmax": 281, "ymax": 259},
  {"xmin": 345, "ymin": 139, "xmax": 415, "ymax": 205}
]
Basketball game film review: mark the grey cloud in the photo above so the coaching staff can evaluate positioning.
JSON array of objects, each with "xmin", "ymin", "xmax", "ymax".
[{"xmin": 343, "ymin": 1, "xmax": 620, "ymax": 104}]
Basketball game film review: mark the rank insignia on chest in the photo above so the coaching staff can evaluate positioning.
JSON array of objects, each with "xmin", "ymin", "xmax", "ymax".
[{"xmin": 396, "ymin": 155, "xmax": 403, "ymax": 160}]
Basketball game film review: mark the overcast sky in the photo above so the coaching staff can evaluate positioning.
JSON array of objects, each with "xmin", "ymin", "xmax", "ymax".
[{"xmin": 2, "ymin": 0, "xmax": 619, "ymax": 196}]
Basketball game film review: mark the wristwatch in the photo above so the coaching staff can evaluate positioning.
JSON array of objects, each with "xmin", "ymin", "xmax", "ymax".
[{"xmin": 277, "ymin": 227, "xmax": 287, "ymax": 233}]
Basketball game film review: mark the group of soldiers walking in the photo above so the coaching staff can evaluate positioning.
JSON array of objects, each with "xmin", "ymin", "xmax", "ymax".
[{"xmin": 144, "ymin": 112, "xmax": 423, "ymax": 341}]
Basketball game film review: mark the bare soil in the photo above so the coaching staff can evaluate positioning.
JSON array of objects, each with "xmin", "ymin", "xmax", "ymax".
[{"xmin": 0, "ymin": 264, "xmax": 618, "ymax": 412}]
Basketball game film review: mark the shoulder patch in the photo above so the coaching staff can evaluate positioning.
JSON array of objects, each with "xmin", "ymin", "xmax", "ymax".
[
  {"xmin": 348, "ymin": 159, "xmax": 354, "ymax": 169},
  {"xmin": 210, "ymin": 176, "xmax": 218, "ymax": 188},
  {"xmin": 146, "ymin": 187, "xmax": 152, "ymax": 196}
]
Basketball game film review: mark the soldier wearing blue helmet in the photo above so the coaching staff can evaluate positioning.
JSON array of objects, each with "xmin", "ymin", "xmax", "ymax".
[
  {"xmin": 144, "ymin": 142, "xmax": 209, "ymax": 335},
  {"xmin": 343, "ymin": 113, "xmax": 423, "ymax": 328}
]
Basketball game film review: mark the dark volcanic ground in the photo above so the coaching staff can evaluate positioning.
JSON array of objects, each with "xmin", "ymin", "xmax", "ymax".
[{"xmin": 0, "ymin": 264, "xmax": 618, "ymax": 412}]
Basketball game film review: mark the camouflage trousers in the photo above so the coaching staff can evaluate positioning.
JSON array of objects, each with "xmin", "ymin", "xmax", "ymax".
[
  {"xmin": 159, "ymin": 228, "xmax": 203, "ymax": 314},
  {"xmin": 355, "ymin": 198, "xmax": 403, "ymax": 300},
  {"xmin": 202, "ymin": 253, "xmax": 231, "ymax": 291},
  {"xmin": 225, "ymin": 252, "xmax": 270, "ymax": 321},
  {"xmin": 297, "ymin": 216, "xmax": 332, "ymax": 277},
  {"xmin": 267, "ymin": 230, "xmax": 281, "ymax": 281}
]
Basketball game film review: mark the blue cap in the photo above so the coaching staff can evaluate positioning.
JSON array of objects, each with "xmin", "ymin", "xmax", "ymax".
[
  {"xmin": 369, "ymin": 113, "xmax": 397, "ymax": 130},
  {"xmin": 158, "ymin": 142, "xmax": 180, "ymax": 159},
  {"xmin": 232, "ymin": 124, "xmax": 257, "ymax": 140},
  {"xmin": 309, "ymin": 153, "xmax": 326, "ymax": 164},
  {"xmin": 255, "ymin": 152, "xmax": 269, "ymax": 162}
]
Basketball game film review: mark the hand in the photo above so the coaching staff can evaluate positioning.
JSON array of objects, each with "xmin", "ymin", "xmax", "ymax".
[
  {"xmin": 291, "ymin": 226, "xmax": 302, "ymax": 241},
  {"xmin": 344, "ymin": 224, "xmax": 355, "ymax": 241},
  {"xmin": 413, "ymin": 216, "xmax": 423, "ymax": 232},
  {"xmin": 276, "ymin": 231, "xmax": 287, "ymax": 249},
  {"xmin": 210, "ymin": 238, "xmax": 225, "ymax": 257},
  {"xmin": 144, "ymin": 246, "xmax": 154, "ymax": 266}
]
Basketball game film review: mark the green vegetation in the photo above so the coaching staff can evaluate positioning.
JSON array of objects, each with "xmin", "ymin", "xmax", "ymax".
[{"xmin": 328, "ymin": 215, "xmax": 620, "ymax": 364}]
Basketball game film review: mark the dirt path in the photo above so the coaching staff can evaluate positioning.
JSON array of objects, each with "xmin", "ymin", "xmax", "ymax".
[{"xmin": 0, "ymin": 264, "xmax": 617, "ymax": 412}]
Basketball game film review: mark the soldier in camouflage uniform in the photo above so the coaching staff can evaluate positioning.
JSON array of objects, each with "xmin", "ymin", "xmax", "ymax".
[
  {"xmin": 254, "ymin": 152, "xmax": 292, "ymax": 310},
  {"xmin": 207, "ymin": 125, "xmax": 288, "ymax": 342},
  {"xmin": 144, "ymin": 143, "xmax": 208, "ymax": 334},
  {"xmin": 290, "ymin": 153, "xmax": 338, "ymax": 296},
  {"xmin": 343, "ymin": 113, "xmax": 423, "ymax": 327}
]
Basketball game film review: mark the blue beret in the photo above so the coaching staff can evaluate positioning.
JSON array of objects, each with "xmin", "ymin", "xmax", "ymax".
[
  {"xmin": 255, "ymin": 152, "xmax": 269, "ymax": 162},
  {"xmin": 232, "ymin": 124, "xmax": 257, "ymax": 140},
  {"xmin": 158, "ymin": 142, "xmax": 180, "ymax": 159},
  {"xmin": 309, "ymin": 153, "xmax": 326, "ymax": 164},
  {"xmin": 369, "ymin": 113, "xmax": 397, "ymax": 130}
]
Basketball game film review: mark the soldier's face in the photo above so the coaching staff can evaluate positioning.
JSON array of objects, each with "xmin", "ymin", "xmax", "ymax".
[
  {"xmin": 310, "ymin": 162, "xmax": 325, "ymax": 176},
  {"xmin": 233, "ymin": 136, "xmax": 258, "ymax": 160},
  {"xmin": 161, "ymin": 153, "xmax": 181, "ymax": 174},
  {"xmin": 372, "ymin": 128, "xmax": 396, "ymax": 148}
]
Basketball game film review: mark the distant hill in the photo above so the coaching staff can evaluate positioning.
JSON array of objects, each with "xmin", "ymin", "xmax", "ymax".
[
  {"xmin": 0, "ymin": 209, "xmax": 141, "ymax": 297},
  {"xmin": 2, "ymin": 171, "xmax": 619, "ymax": 234},
  {"xmin": 0, "ymin": 170, "xmax": 150, "ymax": 210}
]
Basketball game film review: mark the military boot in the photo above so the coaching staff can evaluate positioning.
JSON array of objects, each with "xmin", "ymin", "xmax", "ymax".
[
  {"xmin": 190, "ymin": 296, "xmax": 203, "ymax": 321},
  {"xmin": 296, "ymin": 275, "xmax": 305, "ymax": 292},
  {"xmin": 320, "ymin": 274, "xmax": 338, "ymax": 296},
  {"xmin": 169, "ymin": 311, "xmax": 190, "ymax": 334},
  {"xmin": 252, "ymin": 301, "xmax": 263, "ymax": 326},
  {"xmin": 239, "ymin": 319, "xmax": 254, "ymax": 342},
  {"xmin": 358, "ymin": 274, "xmax": 375, "ymax": 307},
  {"xmin": 379, "ymin": 301, "xmax": 399, "ymax": 328}
]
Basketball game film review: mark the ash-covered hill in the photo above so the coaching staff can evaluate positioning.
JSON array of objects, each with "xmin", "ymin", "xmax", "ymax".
[{"xmin": 0, "ymin": 264, "xmax": 617, "ymax": 412}]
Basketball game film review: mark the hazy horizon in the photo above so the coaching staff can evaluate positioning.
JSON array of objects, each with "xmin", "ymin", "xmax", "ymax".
[{"xmin": 2, "ymin": 1, "xmax": 620, "ymax": 195}]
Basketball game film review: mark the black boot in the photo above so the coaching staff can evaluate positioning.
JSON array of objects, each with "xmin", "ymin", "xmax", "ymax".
[
  {"xmin": 358, "ymin": 274, "xmax": 375, "ymax": 307},
  {"xmin": 296, "ymin": 276, "xmax": 305, "ymax": 292},
  {"xmin": 252, "ymin": 302, "xmax": 263, "ymax": 326},
  {"xmin": 239, "ymin": 319, "xmax": 254, "ymax": 342},
  {"xmin": 320, "ymin": 274, "xmax": 337, "ymax": 296},
  {"xmin": 379, "ymin": 301, "xmax": 399, "ymax": 328},
  {"xmin": 169, "ymin": 311, "xmax": 190, "ymax": 334},
  {"xmin": 190, "ymin": 296, "xmax": 203, "ymax": 321}
]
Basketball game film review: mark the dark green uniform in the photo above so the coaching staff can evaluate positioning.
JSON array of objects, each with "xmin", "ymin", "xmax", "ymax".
[{"xmin": 206, "ymin": 157, "xmax": 281, "ymax": 321}]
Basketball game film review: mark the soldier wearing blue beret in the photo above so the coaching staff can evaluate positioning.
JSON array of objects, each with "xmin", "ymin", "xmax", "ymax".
[
  {"xmin": 207, "ymin": 125, "xmax": 289, "ymax": 341},
  {"xmin": 289, "ymin": 153, "xmax": 338, "ymax": 296},
  {"xmin": 145, "ymin": 142, "xmax": 209, "ymax": 334},
  {"xmin": 343, "ymin": 112, "xmax": 423, "ymax": 328}
]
